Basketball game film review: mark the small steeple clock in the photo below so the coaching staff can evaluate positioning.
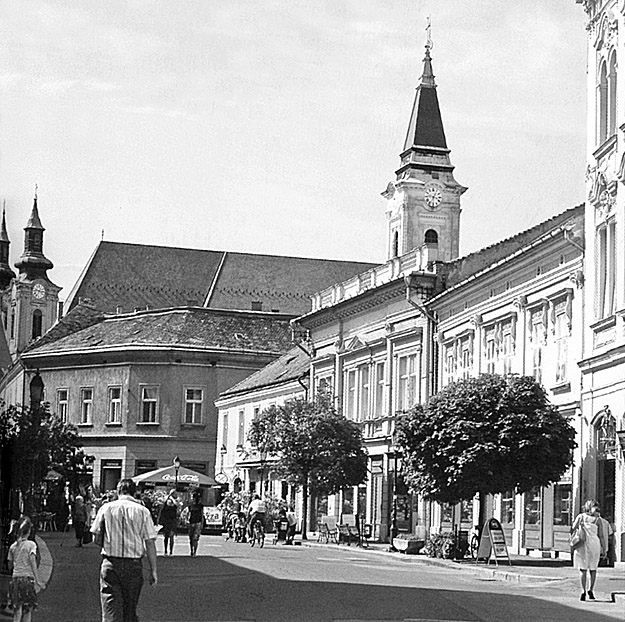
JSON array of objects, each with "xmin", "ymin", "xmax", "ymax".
[
  {"xmin": 9, "ymin": 190, "xmax": 61, "ymax": 358},
  {"xmin": 383, "ymin": 29, "xmax": 467, "ymax": 262}
]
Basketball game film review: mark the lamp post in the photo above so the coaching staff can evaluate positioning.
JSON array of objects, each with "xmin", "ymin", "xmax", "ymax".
[{"xmin": 173, "ymin": 456, "xmax": 181, "ymax": 491}]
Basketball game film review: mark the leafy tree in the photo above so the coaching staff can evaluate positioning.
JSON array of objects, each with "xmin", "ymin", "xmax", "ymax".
[
  {"xmin": 395, "ymin": 374, "xmax": 576, "ymax": 522},
  {"xmin": 248, "ymin": 395, "xmax": 368, "ymax": 539},
  {"xmin": 0, "ymin": 402, "xmax": 82, "ymax": 515}
]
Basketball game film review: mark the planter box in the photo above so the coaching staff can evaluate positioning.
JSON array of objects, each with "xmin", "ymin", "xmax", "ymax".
[{"xmin": 393, "ymin": 537, "xmax": 424, "ymax": 555}]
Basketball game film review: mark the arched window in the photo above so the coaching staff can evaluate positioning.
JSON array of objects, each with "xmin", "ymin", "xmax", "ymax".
[
  {"xmin": 598, "ymin": 60, "xmax": 608, "ymax": 143},
  {"xmin": 609, "ymin": 52, "xmax": 617, "ymax": 137},
  {"xmin": 392, "ymin": 231, "xmax": 399, "ymax": 258},
  {"xmin": 32, "ymin": 309, "xmax": 43, "ymax": 340},
  {"xmin": 424, "ymin": 229, "xmax": 438, "ymax": 244}
]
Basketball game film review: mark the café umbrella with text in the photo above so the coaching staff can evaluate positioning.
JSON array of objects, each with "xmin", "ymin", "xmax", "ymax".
[{"xmin": 132, "ymin": 465, "xmax": 217, "ymax": 488}]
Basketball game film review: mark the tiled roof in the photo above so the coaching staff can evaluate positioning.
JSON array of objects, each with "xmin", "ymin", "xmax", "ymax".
[
  {"xmin": 66, "ymin": 241, "xmax": 376, "ymax": 316},
  {"xmin": 207, "ymin": 253, "xmax": 378, "ymax": 315},
  {"xmin": 23, "ymin": 307, "xmax": 293, "ymax": 357},
  {"xmin": 443, "ymin": 204, "xmax": 584, "ymax": 287},
  {"xmin": 220, "ymin": 346, "xmax": 310, "ymax": 398}
]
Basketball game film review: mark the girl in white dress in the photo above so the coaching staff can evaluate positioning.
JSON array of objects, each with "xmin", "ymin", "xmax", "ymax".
[{"xmin": 571, "ymin": 500, "xmax": 607, "ymax": 601}]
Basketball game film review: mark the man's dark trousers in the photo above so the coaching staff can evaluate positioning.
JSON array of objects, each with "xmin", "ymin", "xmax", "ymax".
[{"xmin": 100, "ymin": 557, "xmax": 144, "ymax": 622}]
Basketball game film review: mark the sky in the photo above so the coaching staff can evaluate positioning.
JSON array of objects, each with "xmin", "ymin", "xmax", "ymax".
[{"xmin": 0, "ymin": 1, "xmax": 589, "ymax": 301}]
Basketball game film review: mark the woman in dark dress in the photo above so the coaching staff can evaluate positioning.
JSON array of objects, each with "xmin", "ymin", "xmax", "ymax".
[{"xmin": 157, "ymin": 495, "xmax": 178, "ymax": 556}]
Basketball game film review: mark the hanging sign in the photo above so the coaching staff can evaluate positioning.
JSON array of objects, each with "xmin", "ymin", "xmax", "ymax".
[{"xmin": 475, "ymin": 518, "xmax": 511, "ymax": 566}]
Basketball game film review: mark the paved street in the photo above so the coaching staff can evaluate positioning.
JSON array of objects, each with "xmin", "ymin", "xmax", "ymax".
[{"xmin": 28, "ymin": 532, "xmax": 624, "ymax": 622}]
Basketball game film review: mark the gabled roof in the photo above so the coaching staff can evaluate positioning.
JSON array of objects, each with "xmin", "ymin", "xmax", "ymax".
[
  {"xmin": 65, "ymin": 241, "xmax": 376, "ymax": 316},
  {"xmin": 442, "ymin": 204, "xmax": 585, "ymax": 288},
  {"xmin": 219, "ymin": 346, "xmax": 310, "ymax": 399},
  {"xmin": 22, "ymin": 307, "xmax": 294, "ymax": 358}
]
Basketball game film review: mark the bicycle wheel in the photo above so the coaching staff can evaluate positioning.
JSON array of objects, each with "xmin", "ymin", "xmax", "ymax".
[
  {"xmin": 250, "ymin": 530, "xmax": 256, "ymax": 547},
  {"xmin": 259, "ymin": 530, "xmax": 265, "ymax": 548},
  {"xmin": 469, "ymin": 535, "xmax": 479, "ymax": 559}
]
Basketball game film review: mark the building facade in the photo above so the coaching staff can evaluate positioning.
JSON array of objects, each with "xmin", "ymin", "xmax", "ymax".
[
  {"xmin": 576, "ymin": 0, "xmax": 625, "ymax": 565},
  {"xmin": 429, "ymin": 206, "xmax": 585, "ymax": 555}
]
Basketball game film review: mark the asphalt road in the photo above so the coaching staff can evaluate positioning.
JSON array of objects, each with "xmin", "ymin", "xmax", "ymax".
[{"xmin": 33, "ymin": 532, "xmax": 624, "ymax": 622}]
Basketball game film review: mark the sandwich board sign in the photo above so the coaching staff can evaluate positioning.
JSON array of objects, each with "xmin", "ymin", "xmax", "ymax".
[{"xmin": 475, "ymin": 517, "xmax": 511, "ymax": 566}]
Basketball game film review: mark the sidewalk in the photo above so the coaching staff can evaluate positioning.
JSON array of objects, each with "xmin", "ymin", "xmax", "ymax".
[{"xmin": 301, "ymin": 537, "xmax": 625, "ymax": 602}]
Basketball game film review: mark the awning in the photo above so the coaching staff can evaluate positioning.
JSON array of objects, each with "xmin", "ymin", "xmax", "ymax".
[{"xmin": 132, "ymin": 465, "xmax": 217, "ymax": 487}]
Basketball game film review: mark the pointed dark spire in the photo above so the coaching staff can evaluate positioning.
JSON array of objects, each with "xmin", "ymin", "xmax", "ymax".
[
  {"xmin": 0, "ymin": 201, "xmax": 15, "ymax": 288},
  {"xmin": 15, "ymin": 188, "xmax": 53, "ymax": 279}
]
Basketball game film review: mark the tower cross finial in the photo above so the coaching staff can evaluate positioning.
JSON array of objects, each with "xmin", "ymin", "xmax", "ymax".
[
  {"xmin": 34, "ymin": 183, "xmax": 38, "ymax": 199},
  {"xmin": 425, "ymin": 16, "xmax": 433, "ymax": 51}
]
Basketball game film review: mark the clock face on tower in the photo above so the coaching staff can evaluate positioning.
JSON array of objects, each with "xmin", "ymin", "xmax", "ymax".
[
  {"xmin": 424, "ymin": 184, "xmax": 443, "ymax": 209},
  {"xmin": 32, "ymin": 283, "xmax": 45, "ymax": 300}
]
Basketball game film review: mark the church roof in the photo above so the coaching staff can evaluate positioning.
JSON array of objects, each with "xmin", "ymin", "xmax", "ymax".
[
  {"xmin": 65, "ymin": 241, "xmax": 376, "ymax": 316},
  {"xmin": 23, "ymin": 307, "xmax": 294, "ymax": 358},
  {"xmin": 219, "ymin": 346, "xmax": 310, "ymax": 399},
  {"xmin": 402, "ymin": 47, "xmax": 447, "ymax": 152}
]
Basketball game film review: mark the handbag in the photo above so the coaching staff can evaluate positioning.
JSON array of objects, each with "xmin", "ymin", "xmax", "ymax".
[{"xmin": 570, "ymin": 522, "xmax": 586, "ymax": 549}]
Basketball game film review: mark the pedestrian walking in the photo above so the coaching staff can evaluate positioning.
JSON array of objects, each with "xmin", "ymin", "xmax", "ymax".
[
  {"xmin": 187, "ymin": 492, "xmax": 204, "ymax": 557},
  {"xmin": 157, "ymin": 494, "xmax": 178, "ymax": 556},
  {"xmin": 7, "ymin": 516, "xmax": 44, "ymax": 622},
  {"xmin": 72, "ymin": 496, "xmax": 88, "ymax": 547},
  {"xmin": 90, "ymin": 478, "xmax": 158, "ymax": 622},
  {"xmin": 571, "ymin": 499, "xmax": 607, "ymax": 601}
]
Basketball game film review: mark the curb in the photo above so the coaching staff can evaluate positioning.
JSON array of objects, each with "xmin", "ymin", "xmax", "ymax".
[
  {"xmin": 35, "ymin": 535, "xmax": 54, "ymax": 588},
  {"xmin": 301, "ymin": 540, "xmax": 571, "ymax": 586}
]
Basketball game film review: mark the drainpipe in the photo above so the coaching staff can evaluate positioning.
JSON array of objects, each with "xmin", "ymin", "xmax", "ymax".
[{"xmin": 404, "ymin": 277, "xmax": 438, "ymax": 399}]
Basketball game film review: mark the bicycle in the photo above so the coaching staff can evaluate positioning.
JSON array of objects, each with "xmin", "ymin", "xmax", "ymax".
[
  {"xmin": 249, "ymin": 520, "xmax": 265, "ymax": 548},
  {"xmin": 469, "ymin": 526, "xmax": 480, "ymax": 560}
]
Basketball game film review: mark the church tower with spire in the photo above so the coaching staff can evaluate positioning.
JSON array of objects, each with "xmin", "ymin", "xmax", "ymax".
[
  {"xmin": 383, "ymin": 30, "xmax": 467, "ymax": 261},
  {"xmin": 7, "ymin": 190, "xmax": 61, "ymax": 358}
]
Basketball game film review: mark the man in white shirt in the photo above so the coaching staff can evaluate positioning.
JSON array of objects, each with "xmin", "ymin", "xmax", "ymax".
[
  {"xmin": 91, "ymin": 478, "xmax": 158, "ymax": 622},
  {"xmin": 247, "ymin": 494, "xmax": 266, "ymax": 539}
]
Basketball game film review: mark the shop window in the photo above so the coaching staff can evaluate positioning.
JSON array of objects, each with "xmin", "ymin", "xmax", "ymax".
[
  {"xmin": 523, "ymin": 487, "xmax": 541, "ymax": 525},
  {"xmin": 501, "ymin": 490, "xmax": 515, "ymax": 526},
  {"xmin": 553, "ymin": 484, "xmax": 572, "ymax": 526},
  {"xmin": 135, "ymin": 460, "xmax": 157, "ymax": 476},
  {"xmin": 342, "ymin": 488, "xmax": 354, "ymax": 515}
]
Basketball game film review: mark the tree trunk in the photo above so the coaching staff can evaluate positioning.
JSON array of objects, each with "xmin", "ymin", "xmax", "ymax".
[{"xmin": 301, "ymin": 480, "xmax": 309, "ymax": 540}]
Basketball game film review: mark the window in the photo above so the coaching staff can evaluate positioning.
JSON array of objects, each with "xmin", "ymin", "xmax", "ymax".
[
  {"xmin": 80, "ymin": 388, "xmax": 93, "ymax": 424},
  {"xmin": 598, "ymin": 60, "xmax": 608, "ymax": 143},
  {"xmin": 184, "ymin": 388, "xmax": 203, "ymax": 424},
  {"xmin": 57, "ymin": 389, "xmax": 68, "ymax": 423},
  {"xmin": 222, "ymin": 412, "xmax": 229, "ymax": 449},
  {"xmin": 344, "ymin": 368, "xmax": 357, "ymax": 420},
  {"xmin": 316, "ymin": 375, "xmax": 333, "ymax": 397},
  {"xmin": 237, "ymin": 410, "xmax": 245, "ymax": 446},
  {"xmin": 108, "ymin": 386, "xmax": 121, "ymax": 424},
  {"xmin": 397, "ymin": 353, "xmax": 418, "ymax": 412},
  {"xmin": 501, "ymin": 490, "xmax": 515, "ymax": 526},
  {"xmin": 140, "ymin": 386, "xmax": 159, "ymax": 423},
  {"xmin": 524, "ymin": 487, "xmax": 541, "ymax": 525},
  {"xmin": 358, "ymin": 364, "xmax": 370, "ymax": 421},
  {"xmin": 553, "ymin": 484, "xmax": 572, "ymax": 526},
  {"xmin": 596, "ymin": 221, "xmax": 616, "ymax": 319},
  {"xmin": 554, "ymin": 305, "xmax": 569, "ymax": 384},
  {"xmin": 9, "ymin": 309, "xmax": 14, "ymax": 340},
  {"xmin": 485, "ymin": 329, "xmax": 496, "ymax": 374},
  {"xmin": 529, "ymin": 310, "xmax": 545, "ymax": 384},
  {"xmin": 32, "ymin": 310, "xmax": 42, "ymax": 340},
  {"xmin": 374, "ymin": 362, "xmax": 385, "ymax": 417},
  {"xmin": 608, "ymin": 53, "xmax": 617, "ymax": 137},
  {"xmin": 392, "ymin": 230, "xmax": 399, "ymax": 258},
  {"xmin": 424, "ymin": 229, "xmax": 438, "ymax": 244},
  {"xmin": 502, "ymin": 325, "xmax": 513, "ymax": 375}
]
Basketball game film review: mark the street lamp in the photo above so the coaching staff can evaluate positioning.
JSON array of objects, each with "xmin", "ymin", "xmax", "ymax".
[{"xmin": 173, "ymin": 456, "xmax": 181, "ymax": 490}]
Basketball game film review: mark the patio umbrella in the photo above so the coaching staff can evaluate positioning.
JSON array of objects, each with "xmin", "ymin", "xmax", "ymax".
[
  {"xmin": 44, "ymin": 469, "xmax": 64, "ymax": 481},
  {"xmin": 132, "ymin": 465, "xmax": 217, "ymax": 487}
]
